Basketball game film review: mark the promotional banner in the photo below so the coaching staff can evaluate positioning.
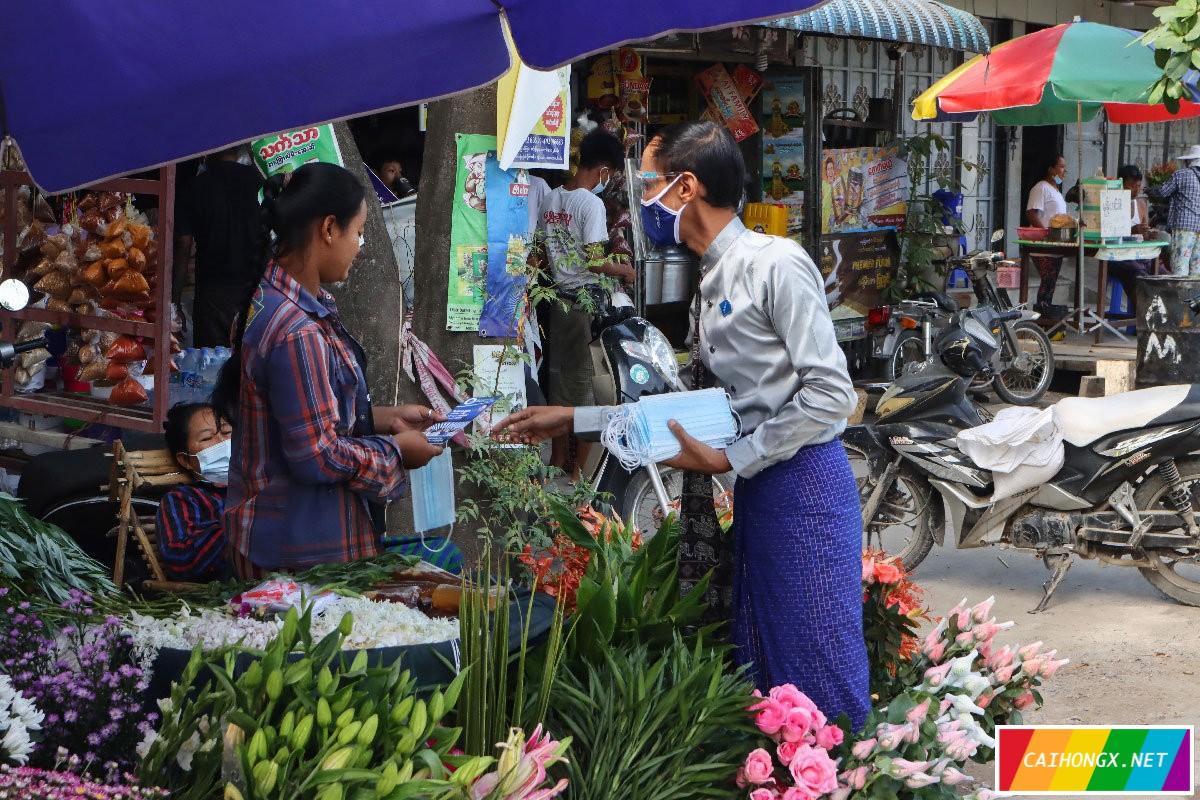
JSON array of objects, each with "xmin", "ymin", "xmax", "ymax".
[
  {"xmin": 497, "ymin": 61, "xmax": 571, "ymax": 170},
  {"xmin": 447, "ymin": 133, "xmax": 495, "ymax": 331},
  {"xmin": 821, "ymin": 146, "xmax": 908, "ymax": 234},
  {"xmin": 817, "ymin": 230, "xmax": 897, "ymax": 339},
  {"xmin": 695, "ymin": 63, "xmax": 759, "ymax": 142},
  {"xmin": 473, "ymin": 345, "xmax": 528, "ymax": 434},
  {"xmin": 480, "ymin": 156, "xmax": 531, "ymax": 338},
  {"xmin": 251, "ymin": 124, "xmax": 343, "ymax": 176},
  {"xmin": 760, "ymin": 75, "xmax": 808, "ymax": 242}
]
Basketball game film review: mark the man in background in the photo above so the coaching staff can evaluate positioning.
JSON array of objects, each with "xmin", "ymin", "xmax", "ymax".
[{"xmin": 173, "ymin": 146, "xmax": 265, "ymax": 347}]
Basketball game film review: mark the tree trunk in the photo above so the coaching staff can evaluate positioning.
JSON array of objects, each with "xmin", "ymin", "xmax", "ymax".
[
  {"xmin": 329, "ymin": 121, "xmax": 404, "ymax": 403},
  {"xmin": 400, "ymin": 86, "xmax": 499, "ymax": 567}
]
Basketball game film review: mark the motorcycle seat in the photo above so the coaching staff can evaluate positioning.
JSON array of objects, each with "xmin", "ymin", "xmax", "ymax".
[
  {"xmin": 1056, "ymin": 384, "xmax": 1199, "ymax": 446},
  {"xmin": 911, "ymin": 290, "xmax": 959, "ymax": 313}
]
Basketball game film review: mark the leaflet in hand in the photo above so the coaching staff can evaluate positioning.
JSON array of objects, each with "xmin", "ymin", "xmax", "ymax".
[{"xmin": 424, "ymin": 396, "xmax": 499, "ymax": 445}]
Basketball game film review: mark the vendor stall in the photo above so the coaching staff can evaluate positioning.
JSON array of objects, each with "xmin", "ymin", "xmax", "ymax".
[{"xmin": 0, "ymin": 165, "xmax": 176, "ymax": 433}]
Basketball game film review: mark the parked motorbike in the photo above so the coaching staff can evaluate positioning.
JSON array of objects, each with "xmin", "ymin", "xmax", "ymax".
[
  {"xmin": 844, "ymin": 301, "xmax": 1200, "ymax": 611},
  {"xmin": 578, "ymin": 288, "xmax": 732, "ymax": 533},
  {"xmin": 869, "ymin": 230, "xmax": 1054, "ymax": 405}
]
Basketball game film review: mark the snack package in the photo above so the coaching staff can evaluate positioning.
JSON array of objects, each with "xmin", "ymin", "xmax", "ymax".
[
  {"xmin": 78, "ymin": 358, "xmax": 111, "ymax": 382},
  {"xmin": 104, "ymin": 335, "xmax": 147, "ymax": 363},
  {"xmin": 110, "ymin": 376, "xmax": 150, "ymax": 405},
  {"xmin": 105, "ymin": 361, "xmax": 129, "ymax": 381}
]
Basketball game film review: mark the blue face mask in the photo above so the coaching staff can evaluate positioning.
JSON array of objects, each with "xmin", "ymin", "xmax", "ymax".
[
  {"xmin": 640, "ymin": 175, "xmax": 686, "ymax": 247},
  {"xmin": 592, "ymin": 168, "xmax": 610, "ymax": 196},
  {"xmin": 191, "ymin": 438, "xmax": 231, "ymax": 486},
  {"xmin": 410, "ymin": 448, "xmax": 456, "ymax": 542},
  {"xmin": 1053, "ymin": 175, "xmax": 1063, "ymax": 187}
]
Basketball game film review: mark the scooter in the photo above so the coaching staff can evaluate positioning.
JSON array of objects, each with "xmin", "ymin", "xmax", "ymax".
[
  {"xmin": 576, "ymin": 287, "xmax": 733, "ymax": 533},
  {"xmin": 844, "ymin": 300, "xmax": 1200, "ymax": 611}
]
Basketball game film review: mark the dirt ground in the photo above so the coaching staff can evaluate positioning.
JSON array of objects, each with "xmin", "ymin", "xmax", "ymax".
[{"xmin": 911, "ymin": 540, "xmax": 1200, "ymax": 794}]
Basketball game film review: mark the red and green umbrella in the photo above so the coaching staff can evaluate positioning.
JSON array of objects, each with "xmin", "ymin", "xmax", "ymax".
[{"xmin": 913, "ymin": 20, "xmax": 1200, "ymax": 125}]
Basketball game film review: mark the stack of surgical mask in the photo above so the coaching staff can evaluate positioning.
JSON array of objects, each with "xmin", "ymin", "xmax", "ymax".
[{"xmin": 601, "ymin": 388, "xmax": 739, "ymax": 470}]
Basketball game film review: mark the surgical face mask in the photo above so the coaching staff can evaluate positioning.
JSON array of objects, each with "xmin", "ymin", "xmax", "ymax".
[
  {"xmin": 1053, "ymin": 175, "xmax": 1063, "ymax": 187},
  {"xmin": 592, "ymin": 168, "xmax": 610, "ymax": 196},
  {"xmin": 639, "ymin": 175, "xmax": 686, "ymax": 247},
  {"xmin": 410, "ymin": 448, "xmax": 456, "ymax": 545},
  {"xmin": 600, "ymin": 388, "xmax": 739, "ymax": 471},
  {"xmin": 190, "ymin": 438, "xmax": 231, "ymax": 486},
  {"xmin": 357, "ymin": 233, "xmax": 365, "ymax": 248}
]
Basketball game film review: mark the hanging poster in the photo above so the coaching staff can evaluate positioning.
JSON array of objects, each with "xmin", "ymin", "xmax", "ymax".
[
  {"xmin": 480, "ymin": 155, "xmax": 531, "ymax": 338},
  {"xmin": 760, "ymin": 75, "xmax": 808, "ymax": 242},
  {"xmin": 695, "ymin": 64, "xmax": 759, "ymax": 142},
  {"xmin": 498, "ymin": 63, "xmax": 571, "ymax": 170},
  {"xmin": 472, "ymin": 345, "xmax": 528, "ymax": 434},
  {"xmin": 447, "ymin": 133, "xmax": 496, "ymax": 331},
  {"xmin": 820, "ymin": 146, "xmax": 908, "ymax": 234},
  {"xmin": 251, "ymin": 124, "xmax": 343, "ymax": 176}
]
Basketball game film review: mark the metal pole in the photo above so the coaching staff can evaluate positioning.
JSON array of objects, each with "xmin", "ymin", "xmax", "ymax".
[{"xmin": 1077, "ymin": 102, "xmax": 1086, "ymax": 332}]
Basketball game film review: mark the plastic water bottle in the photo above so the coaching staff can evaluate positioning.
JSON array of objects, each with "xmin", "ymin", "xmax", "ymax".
[{"xmin": 178, "ymin": 349, "xmax": 203, "ymax": 402}]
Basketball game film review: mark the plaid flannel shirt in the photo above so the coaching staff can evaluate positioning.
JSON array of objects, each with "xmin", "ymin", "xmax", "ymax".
[
  {"xmin": 156, "ymin": 483, "xmax": 228, "ymax": 580},
  {"xmin": 224, "ymin": 263, "xmax": 405, "ymax": 570},
  {"xmin": 1149, "ymin": 165, "xmax": 1200, "ymax": 232}
]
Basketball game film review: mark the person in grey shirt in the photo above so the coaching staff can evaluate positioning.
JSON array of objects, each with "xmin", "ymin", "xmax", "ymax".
[{"xmin": 494, "ymin": 121, "xmax": 869, "ymax": 728}]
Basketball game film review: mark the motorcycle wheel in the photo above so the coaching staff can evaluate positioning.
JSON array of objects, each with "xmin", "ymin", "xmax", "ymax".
[
  {"xmin": 844, "ymin": 443, "xmax": 935, "ymax": 570},
  {"xmin": 992, "ymin": 321, "xmax": 1055, "ymax": 405},
  {"xmin": 885, "ymin": 330, "xmax": 928, "ymax": 381},
  {"xmin": 620, "ymin": 468, "xmax": 734, "ymax": 540},
  {"xmin": 1134, "ymin": 458, "xmax": 1200, "ymax": 606}
]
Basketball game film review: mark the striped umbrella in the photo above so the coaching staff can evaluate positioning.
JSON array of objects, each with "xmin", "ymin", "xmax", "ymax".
[{"xmin": 912, "ymin": 20, "xmax": 1200, "ymax": 125}]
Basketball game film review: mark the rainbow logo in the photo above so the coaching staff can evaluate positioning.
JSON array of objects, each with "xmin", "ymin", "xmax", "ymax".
[{"xmin": 997, "ymin": 726, "xmax": 1193, "ymax": 795}]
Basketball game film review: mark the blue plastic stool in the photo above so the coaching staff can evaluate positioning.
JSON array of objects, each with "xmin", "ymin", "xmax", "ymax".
[
  {"xmin": 947, "ymin": 268, "xmax": 971, "ymax": 289},
  {"xmin": 1108, "ymin": 281, "xmax": 1135, "ymax": 334}
]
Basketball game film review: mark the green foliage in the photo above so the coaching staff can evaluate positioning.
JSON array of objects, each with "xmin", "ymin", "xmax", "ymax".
[
  {"xmin": 890, "ymin": 133, "xmax": 986, "ymax": 301},
  {"xmin": 137, "ymin": 605, "xmax": 487, "ymax": 800},
  {"xmin": 0, "ymin": 492, "xmax": 116, "ymax": 604},
  {"xmin": 1140, "ymin": 0, "xmax": 1200, "ymax": 113},
  {"xmin": 546, "ymin": 635, "xmax": 757, "ymax": 800},
  {"xmin": 547, "ymin": 501, "xmax": 711, "ymax": 662}
]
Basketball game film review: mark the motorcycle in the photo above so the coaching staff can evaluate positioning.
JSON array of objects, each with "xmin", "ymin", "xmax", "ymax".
[
  {"xmin": 870, "ymin": 230, "xmax": 1055, "ymax": 405},
  {"xmin": 844, "ymin": 301, "xmax": 1200, "ymax": 611},
  {"xmin": 577, "ymin": 287, "xmax": 733, "ymax": 534}
]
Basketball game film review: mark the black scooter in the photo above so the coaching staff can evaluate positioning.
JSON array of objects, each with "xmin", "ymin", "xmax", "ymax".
[{"xmin": 844, "ymin": 302, "xmax": 1200, "ymax": 611}]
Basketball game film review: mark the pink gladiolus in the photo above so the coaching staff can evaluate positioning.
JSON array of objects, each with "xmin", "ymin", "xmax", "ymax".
[
  {"xmin": 1018, "ymin": 641, "xmax": 1044, "ymax": 661},
  {"xmin": 841, "ymin": 766, "xmax": 869, "ymax": 790},
  {"xmin": 777, "ymin": 740, "xmax": 800, "ymax": 766},
  {"xmin": 756, "ymin": 700, "xmax": 788, "ymax": 736},
  {"xmin": 970, "ymin": 596, "xmax": 995, "ymax": 623},
  {"xmin": 470, "ymin": 724, "xmax": 569, "ymax": 800},
  {"xmin": 743, "ymin": 749, "xmax": 775, "ymax": 785},
  {"xmin": 815, "ymin": 724, "xmax": 844, "ymax": 750},
  {"xmin": 749, "ymin": 789, "xmax": 777, "ymax": 800},
  {"xmin": 788, "ymin": 745, "xmax": 840, "ymax": 797},
  {"xmin": 905, "ymin": 698, "xmax": 932, "ymax": 726},
  {"xmin": 924, "ymin": 662, "xmax": 953, "ymax": 687},
  {"xmin": 905, "ymin": 772, "xmax": 940, "ymax": 789},
  {"xmin": 941, "ymin": 766, "xmax": 974, "ymax": 786},
  {"xmin": 889, "ymin": 759, "xmax": 933, "ymax": 779},
  {"xmin": 1014, "ymin": 692, "xmax": 1036, "ymax": 710},
  {"xmin": 850, "ymin": 738, "xmax": 877, "ymax": 760}
]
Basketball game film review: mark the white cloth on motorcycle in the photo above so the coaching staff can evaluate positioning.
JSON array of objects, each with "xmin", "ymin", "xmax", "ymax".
[
  {"xmin": 1055, "ymin": 385, "xmax": 1190, "ymax": 447},
  {"xmin": 956, "ymin": 406, "xmax": 1065, "ymax": 502}
]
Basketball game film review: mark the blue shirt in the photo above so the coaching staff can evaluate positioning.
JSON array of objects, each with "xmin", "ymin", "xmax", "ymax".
[{"xmin": 1149, "ymin": 165, "xmax": 1200, "ymax": 232}]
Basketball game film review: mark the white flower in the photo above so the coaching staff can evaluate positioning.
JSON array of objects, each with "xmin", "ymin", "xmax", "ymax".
[
  {"xmin": 176, "ymin": 730, "xmax": 202, "ymax": 771},
  {"xmin": 135, "ymin": 727, "xmax": 158, "ymax": 761},
  {"xmin": 0, "ymin": 675, "xmax": 41, "ymax": 766}
]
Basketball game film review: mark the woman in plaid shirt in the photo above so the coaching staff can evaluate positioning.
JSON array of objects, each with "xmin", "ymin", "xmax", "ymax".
[{"xmin": 211, "ymin": 163, "xmax": 444, "ymax": 578}]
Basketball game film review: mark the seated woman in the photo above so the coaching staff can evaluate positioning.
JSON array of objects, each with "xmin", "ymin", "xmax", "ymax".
[{"xmin": 156, "ymin": 402, "xmax": 233, "ymax": 581}]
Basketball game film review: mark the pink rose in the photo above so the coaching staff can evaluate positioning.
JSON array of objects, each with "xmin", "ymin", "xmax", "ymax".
[
  {"xmin": 975, "ymin": 688, "xmax": 995, "ymax": 709},
  {"xmin": 815, "ymin": 724, "xmax": 844, "ymax": 750},
  {"xmin": 941, "ymin": 766, "xmax": 974, "ymax": 786},
  {"xmin": 850, "ymin": 738, "xmax": 877, "ymax": 760},
  {"xmin": 993, "ymin": 664, "xmax": 1015, "ymax": 685},
  {"xmin": 876, "ymin": 723, "xmax": 908, "ymax": 751},
  {"xmin": 788, "ymin": 745, "xmax": 839, "ymax": 796},
  {"xmin": 970, "ymin": 596, "xmax": 995, "ymax": 623},
  {"xmin": 781, "ymin": 788, "xmax": 814, "ymax": 800},
  {"xmin": 987, "ymin": 645, "xmax": 1015, "ymax": 671},
  {"xmin": 925, "ymin": 640, "xmax": 947, "ymax": 663},
  {"xmin": 889, "ymin": 758, "xmax": 932, "ymax": 778},
  {"xmin": 923, "ymin": 662, "xmax": 953, "ymax": 687},
  {"xmin": 769, "ymin": 684, "xmax": 808, "ymax": 711},
  {"xmin": 906, "ymin": 772, "xmax": 940, "ymax": 789},
  {"xmin": 873, "ymin": 561, "xmax": 902, "ymax": 584},
  {"xmin": 749, "ymin": 789, "xmax": 778, "ymax": 800},
  {"xmin": 777, "ymin": 740, "xmax": 800, "ymax": 766},
  {"xmin": 905, "ymin": 698, "xmax": 931, "ymax": 726},
  {"xmin": 781, "ymin": 705, "xmax": 819, "ymax": 744},
  {"xmin": 743, "ymin": 748, "xmax": 775, "ymax": 785},
  {"xmin": 1040, "ymin": 655, "xmax": 1068, "ymax": 678},
  {"xmin": 756, "ymin": 699, "xmax": 788, "ymax": 736},
  {"xmin": 1017, "ymin": 641, "xmax": 1044, "ymax": 661},
  {"xmin": 1014, "ymin": 691, "xmax": 1036, "ymax": 710}
]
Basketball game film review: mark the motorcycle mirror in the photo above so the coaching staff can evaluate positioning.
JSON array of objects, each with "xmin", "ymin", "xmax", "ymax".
[
  {"xmin": 991, "ymin": 228, "xmax": 1005, "ymax": 243},
  {"xmin": 0, "ymin": 279, "xmax": 30, "ymax": 312}
]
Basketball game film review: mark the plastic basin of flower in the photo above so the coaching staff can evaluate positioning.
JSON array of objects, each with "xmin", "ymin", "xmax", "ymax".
[{"xmin": 141, "ymin": 589, "xmax": 555, "ymax": 707}]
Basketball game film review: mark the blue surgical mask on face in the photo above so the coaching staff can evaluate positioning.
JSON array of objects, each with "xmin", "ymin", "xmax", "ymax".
[
  {"xmin": 1053, "ymin": 176, "xmax": 1063, "ymax": 187},
  {"xmin": 410, "ymin": 448, "xmax": 456, "ymax": 543},
  {"xmin": 191, "ymin": 438, "xmax": 231, "ymax": 486},
  {"xmin": 639, "ymin": 175, "xmax": 686, "ymax": 247},
  {"xmin": 592, "ymin": 168, "xmax": 610, "ymax": 196}
]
